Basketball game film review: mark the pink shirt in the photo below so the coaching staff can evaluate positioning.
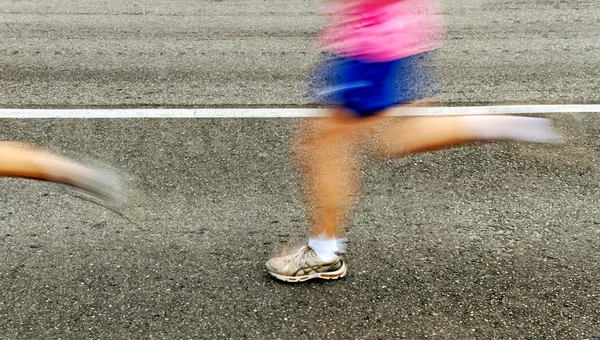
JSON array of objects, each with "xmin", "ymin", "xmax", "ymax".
[{"xmin": 319, "ymin": 0, "xmax": 445, "ymax": 62}]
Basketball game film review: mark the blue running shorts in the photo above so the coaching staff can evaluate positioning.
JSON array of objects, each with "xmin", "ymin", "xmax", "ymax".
[{"xmin": 307, "ymin": 52, "xmax": 439, "ymax": 118}]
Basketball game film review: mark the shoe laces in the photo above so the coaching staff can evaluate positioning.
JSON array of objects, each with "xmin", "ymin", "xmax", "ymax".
[{"xmin": 286, "ymin": 245, "xmax": 313, "ymax": 265}]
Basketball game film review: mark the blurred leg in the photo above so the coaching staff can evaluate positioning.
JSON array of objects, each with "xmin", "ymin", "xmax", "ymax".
[
  {"xmin": 374, "ymin": 115, "xmax": 561, "ymax": 158},
  {"xmin": 266, "ymin": 108, "xmax": 562, "ymax": 281},
  {"xmin": 0, "ymin": 141, "xmax": 87, "ymax": 183},
  {"xmin": 0, "ymin": 141, "xmax": 123, "ymax": 204},
  {"xmin": 294, "ymin": 109, "xmax": 383, "ymax": 239},
  {"xmin": 296, "ymin": 112, "xmax": 561, "ymax": 238}
]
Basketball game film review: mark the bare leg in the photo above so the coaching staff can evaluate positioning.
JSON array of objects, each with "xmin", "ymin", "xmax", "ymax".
[
  {"xmin": 267, "ymin": 107, "xmax": 561, "ymax": 281},
  {"xmin": 0, "ymin": 141, "xmax": 123, "ymax": 204},
  {"xmin": 294, "ymin": 109, "xmax": 384, "ymax": 238},
  {"xmin": 374, "ymin": 115, "xmax": 561, "ymax": 158},
  {"xmin": 0, "ymin": 141, "xmax": 87, "ymax": 183},
  {"xmin": 295, "ymin": 111, "xmax": 561, "ymax": 239}
]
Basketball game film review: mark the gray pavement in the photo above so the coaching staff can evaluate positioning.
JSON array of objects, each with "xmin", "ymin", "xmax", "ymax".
[
  {"xmin": 1, "ymin": 0, "xmax": 599, "ymax": 339},
  {"xmin": 1, "ymin": 0, "xmax": 599, "ymax": 107}
]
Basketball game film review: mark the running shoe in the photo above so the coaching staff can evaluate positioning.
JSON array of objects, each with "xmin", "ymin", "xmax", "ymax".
[{"xmin": 266, "ymin": 245, "xmax": 346, "ymax": 282}]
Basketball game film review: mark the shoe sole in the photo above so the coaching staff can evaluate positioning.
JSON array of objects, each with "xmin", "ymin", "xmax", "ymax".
[{"xmin": 268, "ymin": 262, "xmax": 347, "ymax": 283}]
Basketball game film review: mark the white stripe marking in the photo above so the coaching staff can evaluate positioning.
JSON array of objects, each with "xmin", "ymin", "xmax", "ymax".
[{"xmin": 0, "ymin": 105, "xmax": 599, "ymax": 118}]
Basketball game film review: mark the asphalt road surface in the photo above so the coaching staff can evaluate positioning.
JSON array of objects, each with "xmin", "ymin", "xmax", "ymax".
[{"xmin": 1, "ymin": 0, "xmax": 599, "ymax": 339}]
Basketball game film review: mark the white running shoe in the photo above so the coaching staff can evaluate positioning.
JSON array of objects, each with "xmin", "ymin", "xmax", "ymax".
[{"xmin": 266, "ymin": 245, "xmax": 347, "ymax": 283}]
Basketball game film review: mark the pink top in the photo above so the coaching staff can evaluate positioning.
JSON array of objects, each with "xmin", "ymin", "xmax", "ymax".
[{"xmin": 319, "ymin": 0, "xmax": 445, "ymax": 62}]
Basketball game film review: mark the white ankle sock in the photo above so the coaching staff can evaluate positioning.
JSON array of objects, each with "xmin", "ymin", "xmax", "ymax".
[
  {"xmin": 308, "ymin": 236, "xmax": 344, "ymax": 262},
  {"xmin": 459, "ymin": 116, "xmax": 562, "ymax": 144}
]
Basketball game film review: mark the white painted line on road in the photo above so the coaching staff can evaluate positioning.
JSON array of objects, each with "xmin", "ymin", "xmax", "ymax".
[{"xmin": 1, "ymin": 105, "xmax": 600, "ymax": 118}]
